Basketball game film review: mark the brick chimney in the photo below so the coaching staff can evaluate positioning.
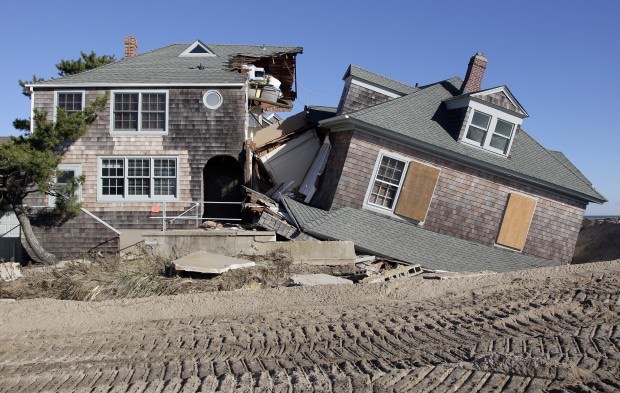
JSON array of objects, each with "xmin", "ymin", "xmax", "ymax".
[
  {"xmin": 124, "ymin": 36, "xmax": 138, "ymax": 58},
  {"xmin": 462, "ymin": 52, "xmax": 487, "ymax": 92}
]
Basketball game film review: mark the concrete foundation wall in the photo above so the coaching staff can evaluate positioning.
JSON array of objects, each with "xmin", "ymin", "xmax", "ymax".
[{"xmin": 142, "ymin": 230, "xmax": 276, "ymax": 258}]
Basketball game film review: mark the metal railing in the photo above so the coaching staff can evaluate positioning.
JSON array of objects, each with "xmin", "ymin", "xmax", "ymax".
[{"xmin": 149, "ymin": 200, "xmax": 243, "ymax": 230}]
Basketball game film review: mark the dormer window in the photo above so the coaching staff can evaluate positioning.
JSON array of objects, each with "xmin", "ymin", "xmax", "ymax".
[
  {"xmin": 444, "ymin": 86, "xmax": 527, "ymax": 157},
  {"xmin": 464, "ymin": 110, "xmax": 515, "ymax": 155}
]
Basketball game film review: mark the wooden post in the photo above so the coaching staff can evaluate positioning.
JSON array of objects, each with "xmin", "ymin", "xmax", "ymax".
[{"xmin": 244, "ymin": 139, "xmax": 253, "ymax": 186}]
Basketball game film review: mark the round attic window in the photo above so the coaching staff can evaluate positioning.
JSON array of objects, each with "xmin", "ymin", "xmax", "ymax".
[{"xmin": 203, "ymin": 90, "xmax": 223, "ymax": 109}]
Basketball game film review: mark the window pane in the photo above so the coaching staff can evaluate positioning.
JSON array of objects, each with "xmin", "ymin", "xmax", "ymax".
[
  {"xmin": 141, "ymin": 93, "xmax": 166, "ymax": 131},
  {"xmin": 368, "ymin": 155, "xmax": 406, "ymax": 209},
  {"xmin": 471, "ymin": 111, "xmax": 491, "ymax": 129},
  {"xmin": 466, "ymin": 125, "xmax": 486, "ymax": 145},
  {"xmin": 113, "ymin": 93, "xmax": 139, "ymax": 131},
  {"xmin": 375, "ymin": 156, "xmax": 405, "ymax": 185},
  {"xmin": 101, "ymin": 159, "xmax": 124, "ymax": 196},
  {"xmin": 58, "ymin": 93, "xmax": 83, "ymax": 114},
  {"xmin": 494, "ymin": 119, "xmax": 514, "ymax": 137},
  {"xmin": 490, "ymin": 134, "xmax": 510, "ymax": 153},
  {"xmin": 128, "ymin": 159, "xmax": 150, "ymax": 177}
]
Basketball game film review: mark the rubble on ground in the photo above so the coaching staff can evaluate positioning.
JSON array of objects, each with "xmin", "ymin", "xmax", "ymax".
[
  {"xmin": 0, "ymin": 262, "xmax": 22, "ymax": 282},
  {"xmin": 172, "ymin": 252, "xmax": 256, "ymax": 275},
  {"xmin": 288, "ymin": 273, "xmax": 353, "ymax": 286}
]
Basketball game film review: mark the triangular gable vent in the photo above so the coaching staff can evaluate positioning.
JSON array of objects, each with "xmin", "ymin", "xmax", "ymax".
[
  {"xmin": 472, "ymin": 86, "xmax": 528, "ymax": 117},
  {"xmin": 179, "ymin": 40, "xmax": 216, "ymax": 57}
]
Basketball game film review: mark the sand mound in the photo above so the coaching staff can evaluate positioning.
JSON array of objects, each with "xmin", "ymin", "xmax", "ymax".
[{"xmin": 572, "ymin": 217, "xmax": 620, "ymax": 263}]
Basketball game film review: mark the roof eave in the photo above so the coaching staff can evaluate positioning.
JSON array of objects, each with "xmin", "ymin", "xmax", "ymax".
[
  {"xmin": 27, "ymin": 82, "xmax": 246, "ymax": 88},
  {"xmin": 322, "ymin": 116, "xmax": 606, "ymax": 204}
]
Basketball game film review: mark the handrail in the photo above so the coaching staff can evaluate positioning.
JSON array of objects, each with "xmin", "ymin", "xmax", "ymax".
[{"xmin": 150, "ymin": 200, "xmax": 244, "ymax": 230}]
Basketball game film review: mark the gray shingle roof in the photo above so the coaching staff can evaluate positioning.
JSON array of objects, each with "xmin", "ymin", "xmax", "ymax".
[
  {"xmin": 33, "ymin": 43, "xmax": 303, "ymax": 86},
  {"xmin": 547, "ymin": 150, "xmax": 591, "ymax": 185},
  {"xmin": 345, "ymin": 65, "xmax": 419, "ymax": 95},
  {"xmin": 283, "ymin": 197, "xmax": 562, "ymax": 273},
  {"xmin": 322, "ymin": 78, "xmax": 605, "ymax": 202}
]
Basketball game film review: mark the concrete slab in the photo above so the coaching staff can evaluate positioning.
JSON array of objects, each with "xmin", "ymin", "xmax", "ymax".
[
  {"xmin": 289, "ymin": 274, "xmax": 353, "ymax": 286},
  {"xmin": 173, "ymin": 252, "xmax": 255, "ymax": 275}
]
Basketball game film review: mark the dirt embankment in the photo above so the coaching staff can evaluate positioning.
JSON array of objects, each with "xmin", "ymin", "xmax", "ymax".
[
  {"xmin": 0, "ymin": 261, "xmax": 618, "ymax": 392},
  {"xmin": 572, "ymin": 217, "xmax": 620, "ymax": 264}
]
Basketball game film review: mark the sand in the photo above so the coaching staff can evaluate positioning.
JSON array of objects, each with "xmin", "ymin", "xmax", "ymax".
[{"xmin": 0, "ymin": 260, "xmax": 618, "ymax": 392}]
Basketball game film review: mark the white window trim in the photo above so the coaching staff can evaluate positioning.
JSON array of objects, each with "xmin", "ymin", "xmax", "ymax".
[
  {"xmin": 461, "ymin": 100, "xmax": 523, "ymax": 157},
  {"xmin": 203, "ymin": 90, "xmax": 223, "ymax": 109},
  {"xmin": 53, "ymin": 90, "xmax": 86, "ymax": 122},
  {"xmin": 49, "ymin": 163, "xmax": 82, "ymax": 207},
  {"xmin": 97, "ymin": 156, "xmax": 180, "ymax": 202},
  {"xmin": 363, "ymin": 150, "xmax": 410, "ymax": 216},
  {"xmin": 109, "ymin": 90, "xmax": 169, "ymax": 135}
]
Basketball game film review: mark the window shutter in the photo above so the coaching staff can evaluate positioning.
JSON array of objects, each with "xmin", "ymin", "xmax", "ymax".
[
  {"xmin": 394, "ymin": 161, "xmax": 440, "ymax": 222},
  {"xmin": 496, "ymin": 193, "xmax": 537, "ymax": 250}
]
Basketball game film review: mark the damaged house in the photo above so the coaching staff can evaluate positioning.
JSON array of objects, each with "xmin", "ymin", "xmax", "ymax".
[
  {"xmin": 10, "ymin": 39, "xmax": 605, "ymax": 273},
  {"xmin": 20, "ymin": 37, "xmax": 302, "ymax": 260},
  {"xmin": 257, "ymin": 54, "xmax": 605, "ymax": 272}
]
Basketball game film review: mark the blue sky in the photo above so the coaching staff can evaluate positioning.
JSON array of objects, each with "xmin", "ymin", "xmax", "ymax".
[{"xmin": 1, "ymin": 0, "xmax": 618, "ymax": 214}]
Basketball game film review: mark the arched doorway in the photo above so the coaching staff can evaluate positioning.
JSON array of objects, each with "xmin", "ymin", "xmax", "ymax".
[{"xmin": 203, "ymin": 155, "xmax": 244, "ymax": 220}]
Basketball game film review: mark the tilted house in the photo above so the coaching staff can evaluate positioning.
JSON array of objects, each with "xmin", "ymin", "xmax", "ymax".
[
  {"xmin": 25, "ymin": 37, "xmax": 302, "ymax": 259},
  {"xmin": 310, "ymin": 54, "xmax": 605, "ymax": 264}
]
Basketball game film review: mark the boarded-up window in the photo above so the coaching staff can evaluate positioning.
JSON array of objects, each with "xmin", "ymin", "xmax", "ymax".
[
  {"xmin": 496, "ymin": 193, "xmax": 537, "ymax": 250},
  {"xmin": 394, "ymin": 161, "xmax": 440, "ymax": 222}
]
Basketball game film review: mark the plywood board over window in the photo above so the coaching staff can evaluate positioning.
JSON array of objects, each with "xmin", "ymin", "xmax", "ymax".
[
  {"xmin": 496, "ymin": 193, "xmax": 537, "ymax": 250},
  {"xmin": 394, "ymin": 161, "xmax": 440, "ymax": 222}
]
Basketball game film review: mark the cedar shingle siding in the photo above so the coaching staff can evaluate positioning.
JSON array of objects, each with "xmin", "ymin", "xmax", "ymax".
[
  {"xmin": 337, "ymin": 83, "xmax": 391, "ymax": 115},
  {"xmin": 32, "ymin": 87, "xmax": 246, "ymax": 229},
  {"xmin": 315, "ymin": 129, "xmax": 585, "ymax": 262}
]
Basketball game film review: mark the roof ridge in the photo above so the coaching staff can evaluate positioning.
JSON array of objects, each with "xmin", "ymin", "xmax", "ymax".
[
  {"xmin": 519, "ymin": 128, "xmax": 603, "ymax": 200},
  {"xmin": 349, "ymin": 64, "xmax": 417, "ymax": 91}
]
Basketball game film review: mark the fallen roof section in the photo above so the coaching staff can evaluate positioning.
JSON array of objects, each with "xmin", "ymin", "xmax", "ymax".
[{"xmin": 283, "ymin": 197, "xmax": 563, "ymax": 273}]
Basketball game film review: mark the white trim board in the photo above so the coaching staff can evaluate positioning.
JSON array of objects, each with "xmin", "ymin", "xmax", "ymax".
[
  {"xmin": 28, "ymin": 83, "xmax": 244, "ymax": 88},
  {"xmin": 347, "ymin": 77, "xmax": 403, "ymax": 99}
]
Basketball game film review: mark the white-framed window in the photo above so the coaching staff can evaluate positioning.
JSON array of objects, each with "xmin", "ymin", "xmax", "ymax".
[
  {"xmin": 203, "ymin": 90, "xmax": 223, "ymax": 109},
  {"xmin": 462, "ymin": 102, "xmax": 519, "ymax": 156},
  {"xmin": 49, "ymin": 163, "xmax": 82, "ymax": 207},
  {"xmin": 110, "ymin": 91, "xmax": 169, "ymax": 134},
  {"xmin": 364, "ymin": 152, "xmax": 409, "ymax": 212},
  {"xmin": 53, "ymin": 91, "xmax": 85, "ymax": 120},
  {"xmin": 97, "ymin": 157, "xmax": 178, "ymax": 201}
]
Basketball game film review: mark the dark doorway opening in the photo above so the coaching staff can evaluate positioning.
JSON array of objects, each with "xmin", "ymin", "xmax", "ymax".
[{"xmin": 203, "ymin": 155, "xmax": 244, "ymax": 220}]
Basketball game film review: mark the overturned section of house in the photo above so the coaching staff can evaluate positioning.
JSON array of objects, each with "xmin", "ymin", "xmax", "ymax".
[{"xmin": 12, "ymin": 42, "xmax": 606, "ymax": 273}]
